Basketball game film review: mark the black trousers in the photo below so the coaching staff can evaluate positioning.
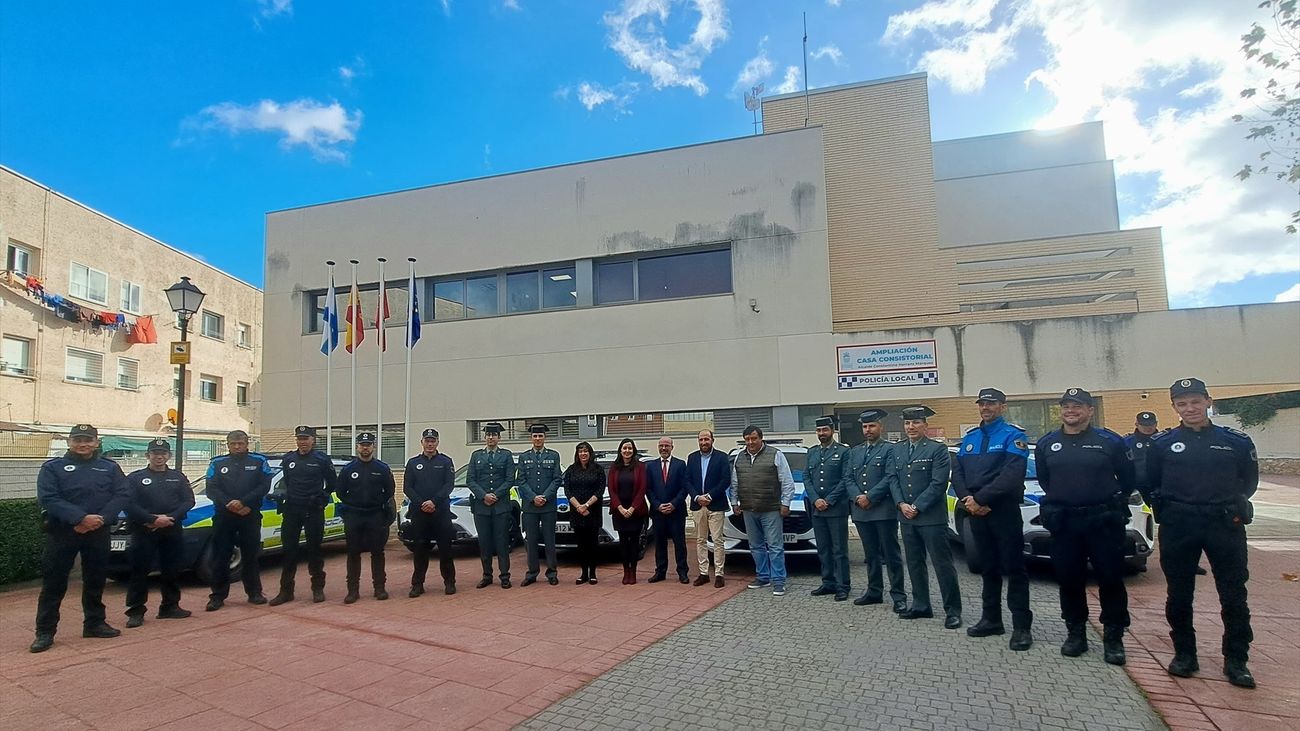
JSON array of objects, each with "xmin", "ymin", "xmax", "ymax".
[
  {"xmin": 279, "ymin": 504, "xmax": 326, "ymax": 592},
  {"xmin": 209, "ymin": 512, "xmax": 263, "ymax": 600},
  {"xmin": 1048, "ymin": 510, "xmax": 1129, "ymax": 628},
  {"xmin": 618, "ymin": 524, "xmax": 644, "ymax": 568},
  {"xmin": 970, "ymin": 505, "xmax": 1033, "ymax": 629},
  {"xmin": 855, "ymin": 519, "xmax": 906, "ymax": 603},
  {"xmin": 524, "ymin": 511, "xmax": 559, "ymax": 579},
  {"xmin": 573, "ymin": 522, "xmax": 601, "ymax": 573},
  {"xmin": 35, "ymin": 526, "xmax": 109, "ymax": 635},
  {"xmin": 1159, "ymin": 511, "xmax": 1253, "ymax": 661},
  {"xmin": 812, "ymin": 514, "xmax": 851, "ymax": 593},
  {"xmin": 409, "ymin": 509, "xmax": 457, "ymax": 587},
  {"xmin": 651, "ymin": 511, "xmax": 688, "ymax": 578},
  {"xmin": 900, "ymin": 523, "xmax": 962, "ymax": 618},
  {"xmin": 342, "ymin": 512, "xmax": 388, "ymax": 590},
  {"xmin": 473, "ymin": 512, "xmax": 513, "ymax": 581},
  {"xmin": 126, "ymin": 527, "xmax": 184, "ymax": 616}
]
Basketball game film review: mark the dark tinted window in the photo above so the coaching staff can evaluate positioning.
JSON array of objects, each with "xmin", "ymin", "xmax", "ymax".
[
  {"xmin": 595, "ymin": 261, "xmax": 634, "ymax": 304},
  {"xmin": 638, "ymin": 249, "xmax": 731, "ymax": 301}
]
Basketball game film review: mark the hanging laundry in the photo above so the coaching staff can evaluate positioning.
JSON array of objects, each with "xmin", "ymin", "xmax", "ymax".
[
  {"xmin": 98, "ymin": 311, "xmax": 117, "ymax": 325},
  {"xmin": 128, "ymin": 314, "xmax": 158, "ymax": 344}
]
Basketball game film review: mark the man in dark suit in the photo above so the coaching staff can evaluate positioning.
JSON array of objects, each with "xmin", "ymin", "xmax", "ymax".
[
  {"xmin": 686, "ymin": 429, "xmax": 731, "ymax": 587},
  {"xmin": 647, "ymin": 436, "xmax": 689, "ymax": 583}
]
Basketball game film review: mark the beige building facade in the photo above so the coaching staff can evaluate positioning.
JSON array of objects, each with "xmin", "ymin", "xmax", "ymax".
[
  {"xmin": 260, "ymin": 74, "xmax": 1299, "ymax": 465},
  {"xmin": 0, "ymin": 166, "xmax": 263, "ymax": 462}
]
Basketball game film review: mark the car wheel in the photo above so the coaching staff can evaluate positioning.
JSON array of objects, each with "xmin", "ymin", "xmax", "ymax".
[
  {"xmin": 196, "ymin": 542, "xmax": 242, "ymax": 585},
  {"xmin": 960, "ymin": 518, "xmax": 984, "ymax": 574}
]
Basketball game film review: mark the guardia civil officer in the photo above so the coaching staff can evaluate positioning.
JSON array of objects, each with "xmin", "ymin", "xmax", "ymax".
[
  {"xmin": 269, "ymin": 426, "xmax": 337, "ymax": 605},
  {"xmin": 1147, "ymin": 378, "xmax": 1259, "ymax": 689},
  {"xmin": 806, "ymin": 416, "xmax": 852, "ymax": 601},
  {"xmin": 953, "ymin": 388, "xmax": 1034, "ymax": 651},
  {"xmin": 845, "ymin": 409, "xmax": 907, "ymax": 612},
  {"xmin": 404, "ymin": 428, "xmax": 457, "ymax": 597},
  {"xmin": 124, "ymin": 439, "xmax": 196, "ymax": 627},
  {"xmin": 336, "ymin": 432, "xmax": 396, "ymax": 603},
  {"xmin": 1034, "ymin": 389, "xmax": 1136, "ymax": 665},
  {"xmin": 205, "ymin": 429, "xmax": 273, "ymax": 611},
  {"xmin": 468, "ymin": 422, "xmax": 515, "ymax": 589},
  {"xmin": 890, "ymin": 407, "xmax": 962, "ymax": 628},
  {"xmin": 31, "ymin": 424, "xmax": 132, "ymax": 653},
  {"xmin": 517, "ymin": 424, "xmax": 564, "ymax": 586}
]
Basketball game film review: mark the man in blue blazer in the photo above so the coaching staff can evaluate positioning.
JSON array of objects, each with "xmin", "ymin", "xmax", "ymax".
[
  {"xmin": 647, "ymin": 437, "xmax": 690, "ymax": 583},
  {"xmin": 686, "ymin": 429, "xmax": 731, "ymax": 587}
]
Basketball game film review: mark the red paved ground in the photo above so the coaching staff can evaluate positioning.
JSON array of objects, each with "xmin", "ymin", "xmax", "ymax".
[
  {"xmin": 1094, "ymin": 484, "xmax": 1300, "ymax": 731},
  {"xmin": 0, "ymin": 545, "xmax": 747, "ymax": 730}
]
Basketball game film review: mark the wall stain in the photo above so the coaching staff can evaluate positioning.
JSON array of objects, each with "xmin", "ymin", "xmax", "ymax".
[
  {"xmin": 952, "ymin": 325, "xmax": 966, "ymax": 395},
  {"xmin": 599, "ymin": 211, "xmax": 795, "ymax": 255},
  {"xmin": 790, "ymin": 182, "xmax": 816, "ymax": 230},
  {"xmin": 731, "ymin": 185, "xmax": 756, "ymax": 196},
  {"xmin": 575, "ymin": 177, "xmax": 586, "ymax": 210},
  {"xmin": 1014, "ymin": 321, "xmax": 1038, "ymax": 387},
  {"xmin": 266, "ymin": 252, "xmax": 290, "ymax": 274}
]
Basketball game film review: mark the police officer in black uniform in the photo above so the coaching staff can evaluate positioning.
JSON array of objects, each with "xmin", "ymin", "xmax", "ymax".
[
  {"xmin": 1147, "ymin": 378, "xmax": 1259, "ymax": 689},
  {"xmin": 336, "ymin": 432, "xmax": 396, "ymax": 603},
  {"xmin": 205, "ymin": 429, "xmax": 273, "ymax": 611},
  {"xmin": 124, "ymin": 439, "xmax": 196, "ymax": 628},
  {"xmin": 31, "ymin": 424, "xmax": 132, "ymax": 653},
  {"xmin": 1124, "ymin": 411, "xmax": 1160, "ymax": 496},
  {"xmin": 1034, "ymin": 389, "xmax": 1136, "ymax": 665},
  {"xmin": 405, "ymin": 428, "xmax": 457, "ymax": 597},
  {"xmin": 270, "ymin": 426, "xmax": 337, "ymax": 605}
]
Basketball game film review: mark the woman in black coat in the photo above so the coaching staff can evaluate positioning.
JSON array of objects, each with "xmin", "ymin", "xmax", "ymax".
[{"xmin": 564, "ymin": 441, "xmax": 606, "ymax": 585}]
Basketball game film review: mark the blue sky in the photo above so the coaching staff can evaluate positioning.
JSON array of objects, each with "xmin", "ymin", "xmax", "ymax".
[{"xmin": 2, "ymin": 0, "xmax": 1296, "ymax": 307}]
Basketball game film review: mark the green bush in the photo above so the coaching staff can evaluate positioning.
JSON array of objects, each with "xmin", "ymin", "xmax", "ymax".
[{"xmin": 0, "ymin": 498, "xmax": 44, "ymax": 585}]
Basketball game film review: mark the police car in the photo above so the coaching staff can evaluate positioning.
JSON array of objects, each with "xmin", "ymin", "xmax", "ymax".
[
  {"xmin": 108, "ymin": 457, "xmax": 351, "ymax": 581},
  {"xmin": 944, "ymin": 447, "xmax": 1154, "ymax": 573},
  {"xmin": 396, "ymin": 463, "xmax": 523, "ymax": 551},
  {"xmin": 713, "ymin": 440, "xmax": 818, "ymax": 555}
]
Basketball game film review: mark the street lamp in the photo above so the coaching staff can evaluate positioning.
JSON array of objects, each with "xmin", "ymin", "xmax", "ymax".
[{"xmin": 164, "ymin": 276, "xmax": 205, "ymax": 470}]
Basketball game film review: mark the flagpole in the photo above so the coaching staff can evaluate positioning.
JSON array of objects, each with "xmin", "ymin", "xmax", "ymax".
[
  {"xmin": 376, "ymin": 257, "xmax": 387, "ymax": 457},
  {"xmin": 405, "ymin": 257, "xmax": 417, "ymax": 456},
  {"xmin": 349, "ymin": 259, "xmax": 359, "ymax": 449},
  {"xmin": 325, "ymin": 260, "xmax": 336, "ymax": 456}
]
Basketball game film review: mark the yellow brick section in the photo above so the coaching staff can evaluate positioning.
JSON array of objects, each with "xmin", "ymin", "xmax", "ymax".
[{"xmin": 763, "ymin": 76, "xmax": 958, "ymax": 325}]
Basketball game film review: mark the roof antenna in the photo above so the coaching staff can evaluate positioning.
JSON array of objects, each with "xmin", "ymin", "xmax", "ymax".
[
  {"xmin": 744, "ymin": 83, "xmax": 764, "ymax": 135},
  {"xmin": 802, "ymin": 11, "xmax": 810, "ymax": 127}
]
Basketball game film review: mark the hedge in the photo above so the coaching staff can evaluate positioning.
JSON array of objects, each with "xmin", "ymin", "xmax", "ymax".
[{"xmin": 0, "ymin": 498, "xmax": 44, "ymax": 585}]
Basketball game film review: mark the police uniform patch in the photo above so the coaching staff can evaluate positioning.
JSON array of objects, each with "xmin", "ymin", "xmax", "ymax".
[
  {"xmin": 287, "ymin": 462, "xmax": 296, "ymax": 469},
  {"xmin": 1135, "ymin": 442, "xmax": 1144, "ymax": 449},
  {"xmin": 1014, "ymin": 439, "xmax": 1028, "ymax": 450},
  {"xmin": 63, "ymin": 464, "xmax": 76, "ymax": 472},
  {"xmin": 1180, "ymin": 379, "xmax": 1191, "ymax": 387},
  {"xmin": 1050, "ymin": 442, "xmax": 1062, "ymax": 452},
  {"xmin": 351, "ymin": 472, "xmax": 359, "ymax": 479},
  {"xmin": 221, "ymin": 466, "xmax": 230, "ymax": 474},
  {"xmin": 1068, "ymin": 388, "xmax": 1079, "ymax": 396},
  {"xmin": 1171, "ymin": 442, "xmax": 1186, "ymax": 453},
  {"xmin": 965, "ymin": 444, "xmax": 973, "ymax": 452},
  {"xmin": 415, "ymin": 463, "xmax": 424, "ymax": 470},
  {"xmin": 142, "ymin": 478, "xmax": 152, "ymax": 485}
]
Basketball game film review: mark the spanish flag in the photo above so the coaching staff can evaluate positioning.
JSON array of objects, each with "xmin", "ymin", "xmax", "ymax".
[{"xmin": 345, "ymin": 279, "xmax": 365, "ymax": 353}]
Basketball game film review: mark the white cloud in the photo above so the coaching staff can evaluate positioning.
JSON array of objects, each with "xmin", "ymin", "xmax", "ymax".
[
  {"xmin": 883, "ymin": 0, "xmax": 1300, "ymax": 301},
  {"xmin": 733, "ymin": 37, "xmax": 773, "ymax": 95},
  {"xmin": 811, "ymin": 44, "xmax": 844, "ymax": 65},
  {"xmin": 775, "ymin": 65, "xmax": 800, "ymax": 94},
  {"xmin": 503, "ymin": 0, "xmax": 521, "ymax": 9},
  {"xmin": 1275, "ymin": 283, "xmax": 1300, "ymax": 302},
  {"xmin": 574, "ymin": 81, "xmax": 639, "ymax": 112},
  {"xmin": 827, "ymin": 0, "xmax": 843, "ymax": 6},
  {"xmin": 440, "ymin": 0, "xmax": 451, "ymax": 16},
  {"xmin": 603, "ymin": 0, "xmax": 729, "ymax": 96},
  {"xmin": 257, "ymin": 0, "xmax": 293, "ymax": 19},
  {"xmin": 184, "ymin": 99, "xmax": 362, "ymax": 162},
  {"xmin": 338, "ymin": 56, "xmax": 366, "ymax": 85}
]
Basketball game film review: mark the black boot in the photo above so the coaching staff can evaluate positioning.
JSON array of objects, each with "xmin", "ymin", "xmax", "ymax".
[
  {"xmin": 409, "ymin": 584, "xmax": 425, "ymax": 598},
  {"xmin": 576, "ymin": 569, "xmax": 589, "ymax": 585},
  {"xmin": 29, "ymin": 634, "xmax": 53, "ymax": 653},
  {"xmin": 344, "ymin": 586, "xmax": 360, "ymax": 604},
  {"xmin": 1061, "ymin": 623, "xmax": 1087, "ymax": 657},
  {"xmin": 374, "ymin": 585, "xmax": 389, "ymax": 601},
  {"xmin": 1168, "ymin": 633, "xmax": 1198, "ymax": 677},
  {"xmin": 1223, "ymin": 658, "xmax": 1256, "ymax": 689},
  {"xmin": 1103, "ymin": 626, "xmax": 1126, "ymax": 666}
]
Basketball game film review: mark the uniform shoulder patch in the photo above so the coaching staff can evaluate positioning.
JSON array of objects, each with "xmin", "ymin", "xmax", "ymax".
[
  {"xmin": 1151, "ymin": 429, "xmax": 1176, "ymax": 443},
  {"xmin": 1097, "ymin": 428, "xmax": 1124, "ymax": 442},
  {"xmin": 1013, "ymin": 439, "xmax": 1028, "ymax": 450},
  {"xmin": 1222, "ymin": 426, "xmax": 1252, "ymax": 440},
  {"xmin": 1007, "ymin": 423, "xmax": 1027, "ymax": 433},
  {"xmin": 964, "ymin": 425, "xmax": 980, "ymax": 435}
]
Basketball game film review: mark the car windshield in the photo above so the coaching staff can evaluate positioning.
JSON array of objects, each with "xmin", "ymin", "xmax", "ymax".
[
  {"xmin": 189, "ymin": 476, "xmax": 207, "ymax": 497},
  {"xmin": 1026, "ymin": 452, "xmax": 1037, "ymax": 479}
]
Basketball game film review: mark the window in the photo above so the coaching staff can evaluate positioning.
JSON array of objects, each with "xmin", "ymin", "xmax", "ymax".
[
  {"xmin": 2, "ymin": 336, "xmax": 33, "ymax": 376},
  {"xmin": 542, "ymin": 266, "xmax": 577, "ymax": 309},
  {"xmin": 6, "ymin": 243, "xmax": 33, "ymax": 276},
  {"xmin": 237, "ymin": 323, "xmax": 252, "ymax": 348},
  {"xmin": 601, "ymin": 411, "xmax": 714, "ymax": 437},
  {"xmin": 433, "ymin": 280, "xmax": 466, "ymax": 320},
  {"xmin": 595, "ymin": 261, "xmax": 634, "ymax": 304},
  {"xmin": 797, "ymin": 406, "xmax": 833, "ymax": 431},
  {"xmin": 506, "ymin": 270, "xmax": 539, "ymax": 313},
  {"xmin": 236, "ymin": 381, "xmax": 250, "ymax": 407},
  {"xmin": 201, "ymin": 311, "xmax": 224, "ymax": 340},
  {"xmin": 68, "ymin": 262, "xmax": 108, "ymax": 304},
  {"xmin": 116, "ymin": 358, "xmax": 139, "ymax": 390},
  {"xmin": 119, "ymin": 280, "xmax": 142, "ymax": 314},
  {"xmin": 317, "ymin": 423, "xmax": 405, "ymax": 462},
  {"xmin": 637, "ymin": 248, "xmax": 732, "ymax": 301},
  {"xmin": 65, "ymin": 347, "xmax": 103, "ymax": 384},
  {"xmin": 465, "ymin": 275, "xmax": 498, "ymax": 318},
  {"xmin": 468, "ymin": 417, "xmax": 582, "ymax": 442},
  {"xmin": 956, "ymin": 247, "xmax": 1133, "ymax": 273},
  {"xmin": 199, "ymin": 375, "xmax": 221, "ymax": 402},
  {"xmin": 960, "ymin": 291, "xmax": 1137, "ymax": 312},
  {"xmin": 958, "ymin": 270, "xmax": 1135, "ymax": 293}
]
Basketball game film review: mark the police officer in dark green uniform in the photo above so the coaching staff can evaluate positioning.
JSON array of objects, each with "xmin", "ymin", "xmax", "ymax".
[
  {"xmin": 468, "ymin": 422, "xmax": 515, "ymax": 589},
  {"xmin": 846, "ymin": 409, "xmax": 907, "ymax": 613},
  {"xmin": 806, "ymin": 416, "xmax": 852, "ymax": 601},
  {"xmin": 336, "ymin": 432, "xmax": 396, "ymax": 604},
  {"xmin": 517, "ymin": 424, "xmax": 563, "ymax": 586},
  {"xmin": 891, "ymin": 406, "xmax": 962, "ymax": 629}
]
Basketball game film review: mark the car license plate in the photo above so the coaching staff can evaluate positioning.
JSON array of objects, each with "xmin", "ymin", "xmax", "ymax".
[
  {"xmin": 556, "ymin": 524, "xmax": 573, "ymax": 534},
  {"xmin": 782, "ymin": 533, "xmax": 798, "ymax": 544},
  {"xmin": 110, "ymin": 539, "xmax": 127, "ymax": 551}
]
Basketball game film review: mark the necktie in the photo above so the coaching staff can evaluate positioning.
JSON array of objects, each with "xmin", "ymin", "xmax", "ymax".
[{"xmin": 662, "ymin": 459, "xmax": 669, "ymax": 482}]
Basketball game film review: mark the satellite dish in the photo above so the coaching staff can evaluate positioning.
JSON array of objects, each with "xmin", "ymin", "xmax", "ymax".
[
  {"xmin": 145, "ymin": 413, "xmax": 164, "ymax": 431},
  {"xmin": 167, "ymin": 408, "xmax": 178, "ymax": 425}
]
